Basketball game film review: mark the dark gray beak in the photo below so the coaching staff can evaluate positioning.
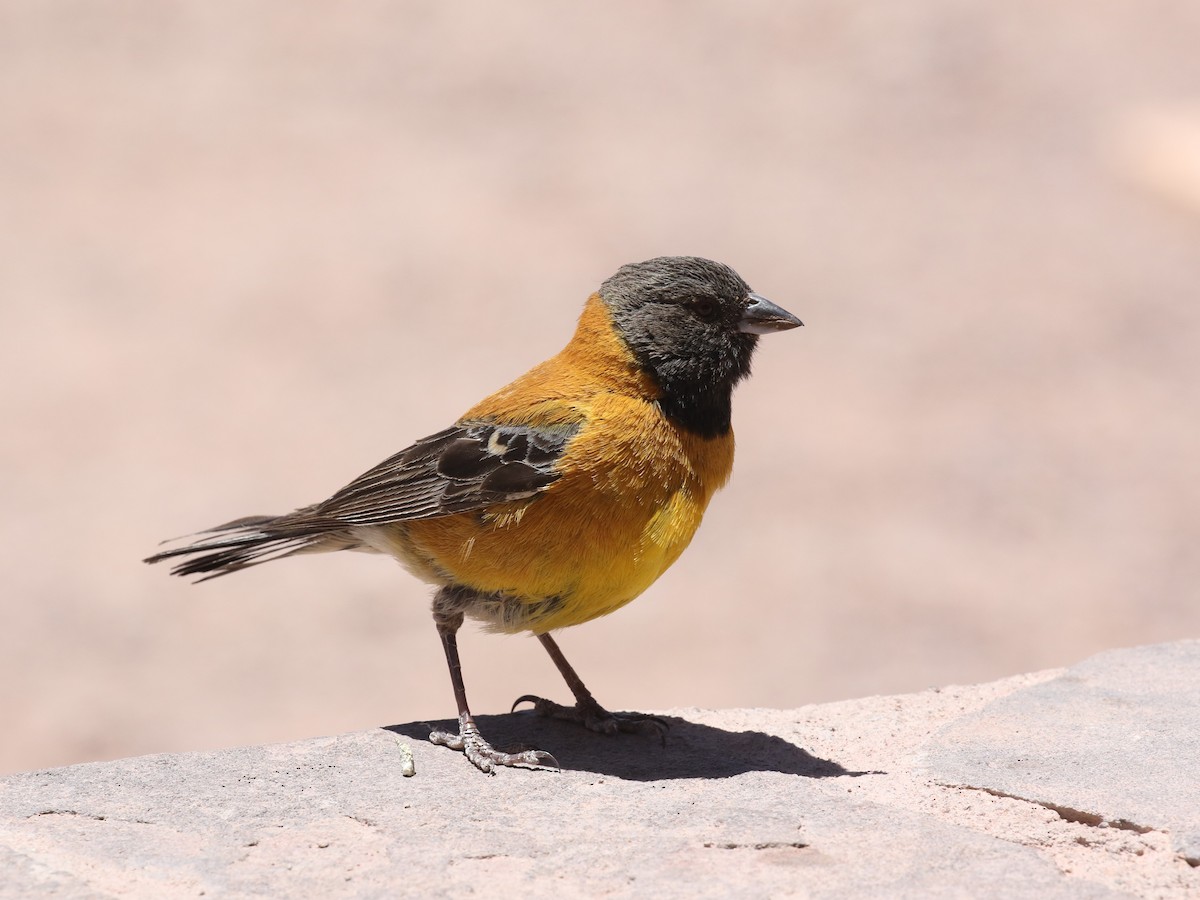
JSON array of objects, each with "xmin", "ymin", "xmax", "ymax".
[{"xmin": 738, "ymin": 293, "xmax": 804, "ymax": 334}]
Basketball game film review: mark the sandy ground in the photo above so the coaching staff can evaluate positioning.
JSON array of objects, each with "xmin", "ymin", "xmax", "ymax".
[{"xmin": 1, "ymin": 2, "xmax": 1199, "ymax": 776}]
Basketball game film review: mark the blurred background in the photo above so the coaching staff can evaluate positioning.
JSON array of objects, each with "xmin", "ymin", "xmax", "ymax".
[{"xmin": 2, "ymin": 1, "xmax": 1199, "ymax": 776}]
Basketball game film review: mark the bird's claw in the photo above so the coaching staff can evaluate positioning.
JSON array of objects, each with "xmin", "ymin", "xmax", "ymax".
[
  {"xmin": 512, "ymin": 694, "xmax": 668, "ymax": 745},
  {"xmin": 429, "ymin": 714, "xmax": 559, "ymax": 774}
]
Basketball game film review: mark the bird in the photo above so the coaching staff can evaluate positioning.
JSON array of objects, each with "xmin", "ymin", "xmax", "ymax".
[{"xmin": 145, "ymin": 256, "xmax": 802, "ymax": 774}]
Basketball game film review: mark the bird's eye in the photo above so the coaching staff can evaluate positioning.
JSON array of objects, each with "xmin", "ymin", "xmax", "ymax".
[{"xmin": 691, "ymin": 298, "xmax": 718, "ymax": 320}]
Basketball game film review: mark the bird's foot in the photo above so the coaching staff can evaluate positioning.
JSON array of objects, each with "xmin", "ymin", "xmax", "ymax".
[
  {"xmin": 512, "ymin": 694, "xmax": 668, "ymax": 744},
  {"xmin": 429, "ymin": 714, "xmax": 559, "ymax": 775}
]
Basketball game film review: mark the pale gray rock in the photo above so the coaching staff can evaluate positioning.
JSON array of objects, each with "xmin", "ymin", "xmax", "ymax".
[
  {"xmin": 3, "ymin": 643, "xmax": 1198, "ymax": 898},
  {"xmin": 920, "ymin": 640, "xmax": 1200, "ymax": 865}
]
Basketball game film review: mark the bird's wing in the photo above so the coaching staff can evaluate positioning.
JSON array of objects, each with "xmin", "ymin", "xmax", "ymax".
[{"xmin": 313, "ymin": 419, "xmax": 582, "ymax": 525}]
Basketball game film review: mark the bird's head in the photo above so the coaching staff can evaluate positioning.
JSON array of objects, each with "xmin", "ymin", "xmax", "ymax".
[{"xmin": 600, "ymin": 256, "xmax": 802, "ymax": 437}]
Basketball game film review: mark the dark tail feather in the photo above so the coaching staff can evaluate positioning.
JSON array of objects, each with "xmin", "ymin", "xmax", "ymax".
[{"xmin": 144, "ymin": 512, "xmax": 344, "ymax": 582}]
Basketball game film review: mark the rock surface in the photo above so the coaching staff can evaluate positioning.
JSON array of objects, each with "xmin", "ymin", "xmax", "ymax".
[
  {"xmin": 1, "ymin": 642, "xmax": 1196, "ymax": 898},
  {"xmin": 921, "ymin": 642, "xmax": 1200, "ymax": 864}
]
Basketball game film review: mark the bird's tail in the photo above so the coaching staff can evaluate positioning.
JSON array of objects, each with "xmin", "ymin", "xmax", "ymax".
[{"xmin": 143, "ymin": 510, "xmax": 351, "ymax": 581}]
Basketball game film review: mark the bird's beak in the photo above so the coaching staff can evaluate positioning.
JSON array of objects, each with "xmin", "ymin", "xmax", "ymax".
[{"xmin": 738, "ymin": 293, "xmax": 804, "ymax": 334}]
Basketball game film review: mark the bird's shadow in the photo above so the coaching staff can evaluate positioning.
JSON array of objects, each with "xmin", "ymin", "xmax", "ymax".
[{"xmin": 385, "ymin": 711, "xmax": 880, "ymax": 781}]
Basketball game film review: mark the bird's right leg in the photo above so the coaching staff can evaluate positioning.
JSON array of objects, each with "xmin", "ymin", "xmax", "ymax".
[
  {"xmin": 427, "ymin": 589, "xmax": 558, "ymax": 774},
  {"xmin": 513, "ymin": 632, "xmax": 668, "ymax": 742}
]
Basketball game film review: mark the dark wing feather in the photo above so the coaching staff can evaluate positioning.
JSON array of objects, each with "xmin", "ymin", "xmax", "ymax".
[
  {"xmin": 313, "ymin": 420, "xmax": 580, "ymax": 526},
  {"xmin": 144, "ymin": 420, "xmax": 579, "ymax": 580}
]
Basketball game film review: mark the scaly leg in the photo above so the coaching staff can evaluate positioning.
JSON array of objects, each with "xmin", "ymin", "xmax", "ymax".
[
  {"xmin": 512, "ymin": 633, "xmax": 667, "ymax": 742},
  {"xmin": 427, "ymin": 606, "xmax": 558, "ymax": 774}
]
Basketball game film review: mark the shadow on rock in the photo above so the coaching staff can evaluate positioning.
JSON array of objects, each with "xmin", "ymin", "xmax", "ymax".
[{"xmin": 385, "ymin": 712, "xmax": 879, "ymax": 781}]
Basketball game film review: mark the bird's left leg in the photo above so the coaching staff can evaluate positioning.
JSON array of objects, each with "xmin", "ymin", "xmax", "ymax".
[
  {"xmin": 427, "ymin": 592, "xmax": 558, "ymax": 774},
  {"xmin": 513, "ymin": 632, "xmax": 667, "ymax": 741}
]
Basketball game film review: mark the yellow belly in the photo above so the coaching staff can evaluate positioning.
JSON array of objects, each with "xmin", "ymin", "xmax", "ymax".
[{"xmin": 379, "ymin": 394, "xmax": 734, "ymax": 633}]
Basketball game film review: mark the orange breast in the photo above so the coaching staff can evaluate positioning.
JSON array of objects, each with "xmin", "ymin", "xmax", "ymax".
[{"xmin": 375, "ymin": 295, "xmax": 736, "ymax": 633}]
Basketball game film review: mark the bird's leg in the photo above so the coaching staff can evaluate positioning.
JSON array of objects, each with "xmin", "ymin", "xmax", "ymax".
[
  {"xmin": 427, "ymin": 601, "xmax": 557, "ymax": 774},
  {"xmin": 513, "ymin": 633, "xmax": 667, "ymax": 742}
]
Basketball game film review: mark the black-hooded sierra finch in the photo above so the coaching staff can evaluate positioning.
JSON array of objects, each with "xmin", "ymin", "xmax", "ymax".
[{"xmin": 146, "ymin": 256, "xmax": 802, "ymax": 773}]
